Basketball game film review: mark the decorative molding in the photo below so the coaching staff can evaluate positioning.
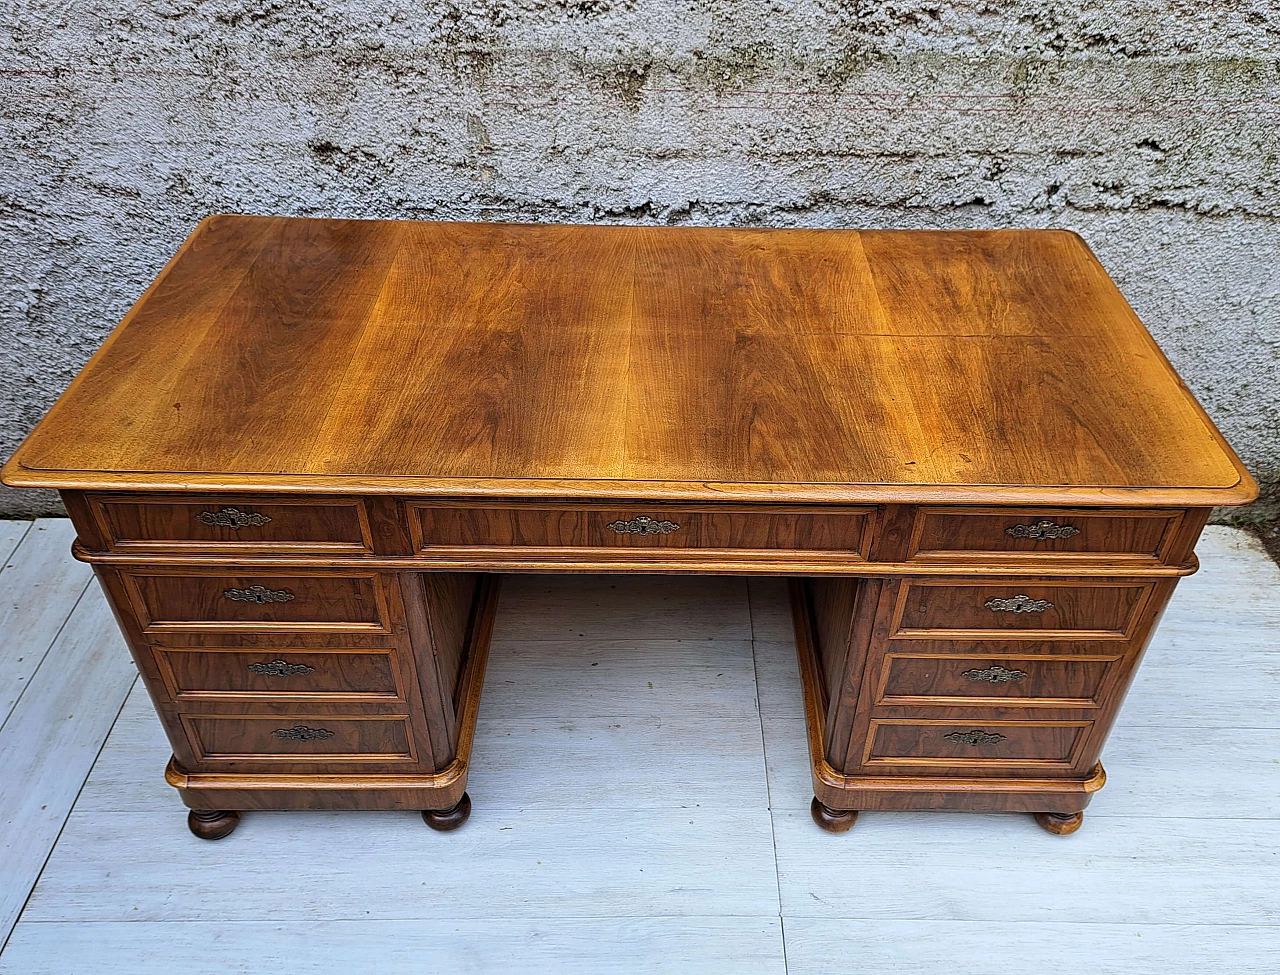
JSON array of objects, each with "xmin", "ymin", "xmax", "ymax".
[
  {"xmin": 248, "ymin": 658, "xmax": 314, "ymax": 677},
  {"xmin": 985, "ymin": 594, "xmax": 1053, "ymax": 614},
  {"xmin": 962, "ymin": 664, "xmax": 1028, "ymax": 684},
  {"xmin": 605, "ymin": 516, "xmax": 680, "ymax": 536},
  {"xmin": 1005, "ymin": 520, "xmax": 1079, "ymax": 540},
  {"xmin": 273, "ymin": 726, "xmax": 334, "ymax": 742},
  {"xmin": 198, "ymin": 507, "xmax": 272, "ymax": 529},
  {"xmin": 223, "ymin": 585, "xmax": 295, "ymax": 604},
  {"xmin": 944, "ymin": 729, "xmax": 1007, "ymax": 746}
]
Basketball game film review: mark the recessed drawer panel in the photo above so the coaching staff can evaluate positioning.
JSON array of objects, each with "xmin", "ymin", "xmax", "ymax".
[
  {"xmin": 182, "ymin": 714, "xmax": 415, "ymax": 763},
  {"xmin": 876, "ymin": 649, "xmax": 1118, "ymax": 708},
  {"xmin": 153, "ymin": 648, "xmax": 401, "ymax": 701},
  {"xmin": 891, "ymin": 580, "xmax": 1151, "ymax": 640},
  {"xmin": 408, "ymin": 503, "xmax": 872, "ymax": 558},
  {"xmin": 863, "ymin": 719, "xmax": 1091, "ymax": 769},
  {"xmin": 91, "ymin": 495, "xmax": 373, "ymax": 553},
  {"xmin": 905, "ymin": 507, "xmax": 1182, "ymax": 565},
  {"xmin": 125, "ymin": 572, "xmax": 391, "ymax": 634}
]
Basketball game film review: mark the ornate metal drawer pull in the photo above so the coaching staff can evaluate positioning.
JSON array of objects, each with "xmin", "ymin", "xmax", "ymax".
[
  {"xmin": 223, "ymin": 585, "xmax": 295, "ymax": 604},
  {"xmin": 248, "ymin": 659, "xmax": 314, "ymax": 677},
  {"xmin": 273, "ymin": 726, "xmax": 334, "ymax": 741},
  {"xmin": 985, "ymin": 595, "xmax": 1053, "ymax": 614},
  {"xmin": 944, "ymin": 729, "xmax": 1007, "ymax": 746},
  {"xmin": 198, "ymin": 507, "xmax": 272, "ymax": 529},
  {"xmin": 1005, "ymin": 520, "xmax": 1079, "ymax": 540},
  {"xmin": 606, "ymin": 516, "xmax": 680, "ymax": 535},
  {"xmin": 963, "ymin": 665, "xmax": 1027, "ymax": 684}
]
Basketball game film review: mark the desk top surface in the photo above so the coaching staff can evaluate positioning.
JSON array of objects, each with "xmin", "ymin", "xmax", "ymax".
[{"xmin": 3, "ymin": 215, "xmax": 1254, "ymax": 506}]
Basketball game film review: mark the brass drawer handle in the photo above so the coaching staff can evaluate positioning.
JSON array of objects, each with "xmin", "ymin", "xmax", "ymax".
[
  {"xmin": 1005, "ymin": 520, "xmax": 1078, "ymax": 540},
  {"xmin": 985, "ymin": 595, "xmax": 1052, "ymax": 614},
  {"xmin": 198, "ymin": 507, "xmax": 272, "ymax": 529},
  {"xmin": 223, "ymin": 585, "xmax": 295, "ymax": 604},
  {"xmin": 248, "ymin": 659, "xmax": 315, "ymax": 677},
  {"xmin": 273, "ymin": 726, "xmax": 334, "ymax": 741},
  {"xmin": 945, "ymin": 730, "xmax": 1007, "ymax": 746},
  {"xmin": 606, "ymin": 516, "xmax": 680, "ymax": 536},
  {"xmin": 963, "ymin": 665, "xmax": 1027, "ymax": 684}
]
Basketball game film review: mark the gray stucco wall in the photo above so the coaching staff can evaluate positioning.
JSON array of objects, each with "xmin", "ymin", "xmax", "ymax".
[{"xmin": 2, "ymin": 2, "xmax": 1277, "ymax": 519}]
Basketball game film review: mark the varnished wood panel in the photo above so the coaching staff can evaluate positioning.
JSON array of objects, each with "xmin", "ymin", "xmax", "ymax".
[
  {"xmin": 122, "ymin": 571, "xmax": 392, "ymax": 634},
  {"xmin": 905, "ymin": 507, "xmax": 1182, "ymax": 565},
  {"xmin": 152, "ymin": 647, "xmax": 402, "ymax": 702},
  {"xmin": 861, "ymin": 719, "xmax": 1092, "ymax": 770},
  {"xmin": 890, "ymin": 580, "xmax": 1152, "ymax": 640},
  {"xmin": 874, "ymin": 650, "xmax": 1119, "ymax": 708},
  {"xmin": 2, "ymin": 219, "xmax": 1255, "ymax": 507},
  {"xmin": 89, "ymin": 494, "xmax": 373, "ymax": 554},
  {"xmin": 409, "ymin": 503, "xmax": 873, "ymax": 557},
  {"xmin": 180, "ymin": 714, "xmax": 416, "ymax": 764},
  {"xmin": 805, "ymin": 578, "xmax": 859, "ymax": 709}
]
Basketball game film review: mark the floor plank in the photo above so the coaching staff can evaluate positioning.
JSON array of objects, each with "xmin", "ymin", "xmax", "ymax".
[
  {"xmin": 482, "ymin": 639, "xmax": 760, "ymax": 719},
  {"xmin": 23, "ymin": 804, "xmax": 780, "ymax": 922},
  {"xmin": 0, "ymin": 586, "xmax": 137, "ymax": 947},
  {"xmin": 0, "ymin": 521, "xmax": 31, "ymax": 567},
  {"xmin": 492, "ymin": 574, "xmax": 752, "ymax": 643},
  {"xmin": 782, "ymin": 918, "xmax": 1280, "ymax": 975},
  {"xmin": 0, "ymin": 519, "xmax": 92, "ymax": 725},
  {"xmin": 773, "ymin": 808, "xmax": 1280, "ymax": 923},
  {"xmin": 0, "ymin": 917, "xmax": 787, "ymax": 975}
]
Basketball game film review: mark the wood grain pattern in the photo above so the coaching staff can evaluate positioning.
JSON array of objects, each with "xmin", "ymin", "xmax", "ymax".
[
  {"xmin": 90, "ymin": 494, "xmax": 373, "ymax": 554},
  {"xmin": 1, "ymin": 217, "xmax": 1255, "ymax": 507}
]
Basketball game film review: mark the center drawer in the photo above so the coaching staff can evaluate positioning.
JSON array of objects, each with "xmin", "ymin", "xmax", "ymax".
[
  {"xmin": 122, "ymin": 571, "xmax": 393, "ymax": 634},
  {"xmin": 152, "ymin": 647, "xmax": 403, "ymax": 702},
  {"xmin": 407, "ymin": 503, "xmax": 873, "ymax": 558}
]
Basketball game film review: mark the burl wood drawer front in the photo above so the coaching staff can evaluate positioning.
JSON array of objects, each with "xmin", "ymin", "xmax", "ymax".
[
  {"xmin": 875, "ymin": 650, "xmax": 1119, "ymax": 708},
  {"xmin": 123, "ymin": 572, "xmax": 392, "ymax": 634},
  {"xmin": 890, "ymin": 580, "xmax": 1152, "ymax": 640},
  {"xmin": 904, "ymin": 507, "xmax": 1183, "ymax": 565},
  {"xmin": 408, "ymin": 503, "xmax": 873, "ymax": 558},
  {"xmin": 89, "ymin": 495, "xmax": 373, "ymax": 553},
  {"xmin": 153, "ymin": 648, "xmax": 402, "ymax": 702},
  {"xmin": 181, "ymin": 714, "xmax": 417, "ymax": 764},
  {"xmin": 862, "ymin": 719, "xmax": 1092, "ymax": 770}
]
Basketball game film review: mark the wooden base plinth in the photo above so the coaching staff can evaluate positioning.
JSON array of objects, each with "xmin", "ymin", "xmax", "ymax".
[
  {"xmin": 1034, "ymin": 810, "xmax": 1085, "ymax": 835},
  {"xmin": 187, "ymin": 808, "xmax": 240, "ymax": 840},
  {"xmin": 811, "ymin": 796, "xmax": 858, "ymax": 833},
  {"xmin": 422, "ymin": 793, "xmax": 472, "ymax": 831}
]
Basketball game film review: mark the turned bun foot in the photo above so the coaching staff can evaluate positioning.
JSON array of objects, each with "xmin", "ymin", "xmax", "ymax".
[
  {"xmin": 811, "ymin": 796, "xmax": 858, "ymax": 833},
  {"xmin": 1034, "ymin": 811, "xmax": 1084, "ymax": 835},
  {"xmin": 422, "ymin": 792, "xmax": 472, "ymax": 831},
  {"xmin": 187, "ymin": 809, "xmax": 241, "ymax": 840}
]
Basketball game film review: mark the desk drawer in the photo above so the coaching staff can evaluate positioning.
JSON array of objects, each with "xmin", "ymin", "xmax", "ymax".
[
  {"xmin": 906, "ymin": 507, "xmax": 1182, "ymax": 565},
  {"xmin": 90, "ymin": 495, "xmax": 373, "ymax": 553},
  {"xmin": 890, "ymin": 580, "xmax": 1152, "ymax": 640},
  {"xmin": 862, "ymin": 719, "xmax": 1091, "ymax": 770},
  {"xmin": 408, "ymin": 503, "xmax": 873, "ymax": 558},
  {"xmin": 153, "ymin": 647, "xmax": 403, "ymax": 702},
  {"xmin": 180, "ymin": 713, "xmax": 417, "ymax": 764},
  {"xmin": 123, "ymin": 572, "xmax": 393, "ymax": 634},
  {"xmin": 875, "ymin": 647, "xmax": 1120, "ymax": 708}
]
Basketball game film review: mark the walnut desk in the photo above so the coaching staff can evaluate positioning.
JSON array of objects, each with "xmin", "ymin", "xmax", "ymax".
[{"xmin": 2, "ymin": 216, "xmax": 1255, "ymax": 840}]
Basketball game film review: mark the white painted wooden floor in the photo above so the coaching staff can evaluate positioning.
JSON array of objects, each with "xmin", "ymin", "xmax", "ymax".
[{"xmin": 1, "ymin": 519, "xmax": 1278, "ymax": 973}]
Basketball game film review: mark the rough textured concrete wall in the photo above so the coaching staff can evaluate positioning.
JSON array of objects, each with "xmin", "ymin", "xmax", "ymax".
[{"xmin": 2, "ymin": 1, "xmax": 1277, "ymax": 519}]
